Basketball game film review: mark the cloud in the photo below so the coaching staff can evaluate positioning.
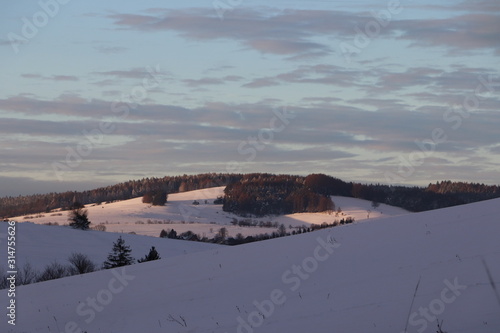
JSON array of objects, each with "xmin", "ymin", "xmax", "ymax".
[
  {"xmin": 247, "ymin": 39, "xmax": 330, "ymax": 56},
  {"xmin": 489, "ymin": 145, "xmax": 500, "ymax": 154},
  {"xmin": 106, "ymin": 6, "xmax": 500, "ymax": 58},
  {"xmin": 241, "ymin": 65, "xmax": 500, "ymax": 113},
  {"xmin": 242, "ymin": 78, "xmax": 280, "ymax": 88},
  {"xmin": 452, "ymin": 0, "xmax": 500, "ymax": 13},
  {"xmin": 300, "ymin": 97, "xmax": 343, "ymax": 105},
  {"xmin": 243, "ymin": 64, "xmax": 364, "ymax": 89},
  {"xmin": 2, "ymin": 98, "xmax": 499, "ymax": 188},
  {"xmin": 93, "ymin": 68, "xmax": 161, "ymax": 79},
  {"xmin": 0, "ymin": 38, "xmax": 27, "ymax": 49},
  {"xmin": 204, "ymin": 65, "xmax": 235, "ymax": 74},
  {"xmin": 183, "ymin": 75, "xmax": 243, "ymax": 87},
  {"xmin": 107, "ymin": 8, "xmax": 356, "ymax": 57},
  {"xmin": 21, "ymin": 74, "xmax": 79, "ymax": 81},
  {"xmin": 386, "ymin": 13, "xmax": 500, "ymax": 55},
  {"xmin": 2, "ymin": 94, "xmax": 499, "ymax": 154},
  {"xmin": 93, "ymin": 45, "xmax": 128, "ymax": 54}
]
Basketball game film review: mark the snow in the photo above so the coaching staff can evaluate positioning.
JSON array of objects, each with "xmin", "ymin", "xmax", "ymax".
[
  {"xmin": 11, "ymin": 187, "xmax": 409, "ymax": 238},
  {"xmin": 2, "ymin": 197, "xmax": 499, "ymax": 332},
  {"xmin": 0, "ymin": 222, "xmax": 221, "ymax": 272}
]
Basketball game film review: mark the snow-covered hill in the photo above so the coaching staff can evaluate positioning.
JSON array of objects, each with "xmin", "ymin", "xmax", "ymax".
[
  {"xmin": 0, "ymin": 222, "xmax": 221, "ymax": 271},
  {"xmin": 12, "ymin": 187, "xmax": 409, "ymax": 238},
  {"xmin": 2, "ymin": 198, "xmax": 499, "ymax": 332}
]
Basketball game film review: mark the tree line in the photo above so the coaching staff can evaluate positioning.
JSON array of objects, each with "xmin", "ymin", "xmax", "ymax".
[
  {"xmin": 1, "ymin": 173, "xmax": 241, "ymax": 218},
  {"xmin": 158, "ymin": 217, "xmax": 353, "ymax": 246},
  {"xmin": 2, "ymin": 173, "xmax": 499, "ymax": 218}
]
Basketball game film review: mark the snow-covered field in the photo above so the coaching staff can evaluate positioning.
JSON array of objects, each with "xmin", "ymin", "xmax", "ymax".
[
  {"xmin": 12, "ymin": 187, "xmax": 409, "ymax": 238},
  {"xmin": 2, "ymin": 198, "xmax": 499, "ymax": 332}
]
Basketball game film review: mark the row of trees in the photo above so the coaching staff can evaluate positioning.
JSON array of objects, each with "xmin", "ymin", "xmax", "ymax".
[
  {"xmin": 158, "ymin": 217, "xmax": 354, "ymax": 246},
  {"xmin": 0, "ymin": 253, "xmax": 97, "ymax": 288},
  {"xmin": 160, "ymin": 227, "xmax": 229, "ymax": 244},
  {"xmin": 103, "ymin": 236, "xmax": 161, "ymax": 268}
]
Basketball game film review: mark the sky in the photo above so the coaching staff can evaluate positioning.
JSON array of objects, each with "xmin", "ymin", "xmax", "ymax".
[{"xmin": 0, "ymin": 0, "xmax": 499, "ymax": 197}]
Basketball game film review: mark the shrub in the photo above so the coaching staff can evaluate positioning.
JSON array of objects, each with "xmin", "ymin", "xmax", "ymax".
[
  {"xmin": 37, "ymin": 262, "xmax": 69, "ymax": 282},
  {"xmin": 138, "ymin": 246, "xmax": 161, "ymax": 263},
  {"xmin": 92, "ymin": 224, "xmax": 106, "ymax": 231},
  {"xmin": 68, "ymin": 253, "xmax": 96, "ymax": 275}
]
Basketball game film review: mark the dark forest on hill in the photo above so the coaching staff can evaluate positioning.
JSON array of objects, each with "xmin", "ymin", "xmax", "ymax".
[{"xmin": 1, "ymin": 173, "xmax": 499, "ymax": 218}]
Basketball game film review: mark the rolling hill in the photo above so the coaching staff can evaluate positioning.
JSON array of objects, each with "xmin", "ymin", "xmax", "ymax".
[
  {"xmin": 2, "ymin": 197, "xmax": 499, "ymax": 332},
  {"xmin": 11, "ymin": 187, "xmax": 409, "ymax": 238}
]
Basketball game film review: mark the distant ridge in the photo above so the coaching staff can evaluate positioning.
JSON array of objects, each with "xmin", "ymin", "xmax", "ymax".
[{"xmin": 1, "ymin": 173, "xmax": 499, "ymax": 218}]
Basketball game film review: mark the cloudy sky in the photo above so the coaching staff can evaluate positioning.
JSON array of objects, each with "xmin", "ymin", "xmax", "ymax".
[{"xmin": 0, "ymin": 0, "xmax": 499, "ymax": 196}]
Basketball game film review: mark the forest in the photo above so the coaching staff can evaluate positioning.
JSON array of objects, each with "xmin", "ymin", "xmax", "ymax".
[
  {"xmin": 0, "ymin": 173, "xmax": 240, "ymax": 218},
  {"xmin": 222, "ymin": 174, "xmax": 334, "ymax": 216},
  {"xmin": 1, "ymin": 173, "xmax": 499, "ymax": 218}
]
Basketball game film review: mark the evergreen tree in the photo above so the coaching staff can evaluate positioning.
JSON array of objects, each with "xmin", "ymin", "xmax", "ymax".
[
  {"xmin": 102, "ymin": 236, "xmax": 135, "ymax": 269},
  {"xmin": 138, "ymin": 246, "xmax": 161, "ymax": 263},
  {"xmin": 68, "ymin": 207, "xmax": 91, "ymax": 230},
  {"xmin": 167, "ymin": 229, "xmax": 178, "ymax": 239}
]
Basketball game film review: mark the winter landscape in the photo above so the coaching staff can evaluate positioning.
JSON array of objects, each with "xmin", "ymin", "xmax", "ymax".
[
  {"xmin": 1, "ymin": 174, "xmax": 500, "ymax": 333},
  {"xmin": 2, "ymin": 0, "xmax": 500, "ymax": 332}
]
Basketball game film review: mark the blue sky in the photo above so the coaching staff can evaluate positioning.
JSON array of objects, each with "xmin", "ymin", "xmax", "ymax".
[{"xmin": 0, "ymin": 0, "xmax": 499, "ymax": 196}]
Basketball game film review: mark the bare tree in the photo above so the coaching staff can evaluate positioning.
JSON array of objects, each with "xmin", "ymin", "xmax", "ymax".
[
  {"xmin": 216, "ymin": 227, "xmax": 228, "ymax": 242},
  {"xmin": 37, "ymin": 262, "xmax": 69, "ymax": 282},
  {"xmin": 92, "ymin": 224, "xmax": 106, "ymax": 231},
  {"xmin": 278, "ymin": 224, "xmax": 287, "ymax": 237},
  {"xmin": 16, "ymin": 262, "xmax": 39, "ymax": 285},
  {"xmin": 0, "ymin": 268, "xmax": 8, "ymax": 289},
  {"xmin": 68, "ymin": 252, "xmax": 96, "ymax": 275}
]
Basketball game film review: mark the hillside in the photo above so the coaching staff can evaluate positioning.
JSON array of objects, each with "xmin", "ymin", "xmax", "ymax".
[
  {"xmin": 11, "ymin": 187, "xmax": 409, "ymax": 238},
  {"xmin": 0, "ymin": 222, "xmax": 221, "ymax": 272},
  {"xmin": 2, "ymin": 198, "xmax": 499, "ymax": 332}
]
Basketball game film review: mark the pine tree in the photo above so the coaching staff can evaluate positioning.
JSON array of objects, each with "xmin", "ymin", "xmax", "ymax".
[
  {"xmin": 102, "ymin": 236, "xmax": 135, "ymax": 269},
  {"xmin": 138, "ymin": 246, "xmax": 161, "ymax": 263},
  {"xmin": 68, "ymin": 207, "xmax": 91, "ymax": 230}
]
